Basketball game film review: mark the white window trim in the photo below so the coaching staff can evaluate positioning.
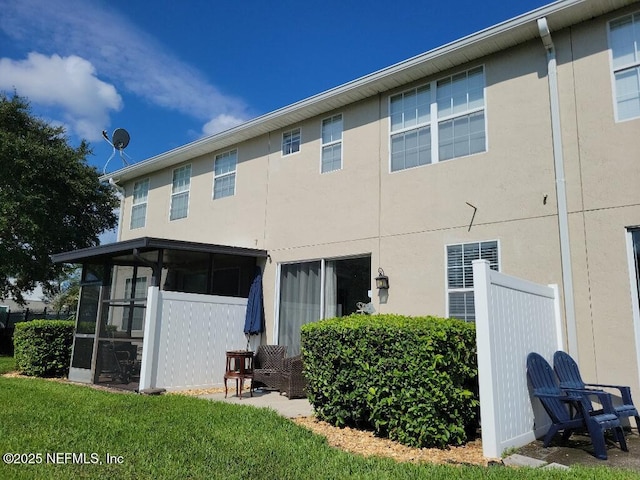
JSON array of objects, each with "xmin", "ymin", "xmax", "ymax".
[
  {"xmin": 130, "ymin": 178, "xmax": 149, "ymax": 230},
  {"xmin": 282, "ymin": 128, "xmax": 301, "ymax": 157},
  {"xmin": 608, "ymin": 12, "xmax": 640, "ymax": 123},
  {"xmin": 212, "ymin": 149, "xmax": 237, "ymax": 200},
  {"xmin": 170, "ymin": 164, "xmax": 191, "ymax": 221},
  {"xmin": 389, "ymin": 65, "xmax": 487, "ymax": 173},
  {"xmin": 444, "ymin": 239, "xmax": 500, "ymax": 320},
  {"xmin": 320, "ymin": 113, "xmax": 343, "ymax": 174}
]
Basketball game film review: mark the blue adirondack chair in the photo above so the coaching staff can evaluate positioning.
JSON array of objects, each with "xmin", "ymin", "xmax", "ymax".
[
  {"xmin": 527, "ymin": 352, "xmax": 627, "ymax": 460},
  {"xmin": 554, "ymin": 350, "xmax": 640, "ymax": 432}
]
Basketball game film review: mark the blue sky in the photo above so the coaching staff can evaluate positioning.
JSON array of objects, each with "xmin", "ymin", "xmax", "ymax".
[{"xmin": 1, "ymin": 0, "xmax": 550, "ymax": 174}]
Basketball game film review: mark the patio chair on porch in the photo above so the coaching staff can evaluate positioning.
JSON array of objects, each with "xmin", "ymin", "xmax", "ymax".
[
  {"xmin": 527, "ymin": 352, "xmax": 627, "ymax": 460},
  {"xmin": 252, "ymin": 345, "xmax": 287, "ymax": 391},
  {"xmin": 97, "ymin": 343, "xmax": 132, "ymax": 384},
  {"xmin": 280, "ymin": 354, "xmax": 307, "ymax": 399},
  {"xmin": 553, "ymin": 350, "xmax": 640, "ymax": 432}
]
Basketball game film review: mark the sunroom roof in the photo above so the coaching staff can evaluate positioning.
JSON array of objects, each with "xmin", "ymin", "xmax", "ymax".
[{"xmin": 51, "ymin": 237, "xmax": 268, "ymax": 265}]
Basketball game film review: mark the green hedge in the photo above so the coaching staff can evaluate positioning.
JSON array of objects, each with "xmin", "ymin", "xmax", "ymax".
[
  {"xmin": 301, "ymin": 314, "xmax": 478, "ymax": 449},
  {"xmin": 14, "ymin": 320, "xmax": 75, "ymax": 377}
]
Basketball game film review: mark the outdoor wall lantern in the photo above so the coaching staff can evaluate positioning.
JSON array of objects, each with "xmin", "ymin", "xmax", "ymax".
[{"xmin": 375, "ymin": 268, "xmax": 389, "ymax": 290}]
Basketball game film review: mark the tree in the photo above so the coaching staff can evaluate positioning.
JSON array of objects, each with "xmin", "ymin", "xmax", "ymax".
[
  {"xmin": 49, "ymin": 267, "xmax": 81, "ymax": 316},
  {"xmin": 0, "ymin": 92, "xmax": 118, "ymax": 304}
]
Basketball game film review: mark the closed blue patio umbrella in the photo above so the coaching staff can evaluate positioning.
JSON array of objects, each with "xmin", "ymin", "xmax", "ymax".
[{"xmin": 244, "ymin": 267, "xmax": 265, "ymax": 349}]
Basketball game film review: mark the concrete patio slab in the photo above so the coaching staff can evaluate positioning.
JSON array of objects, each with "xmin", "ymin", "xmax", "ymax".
[
  {"xmin": 502, "ymin": 454, "xmax": 547, "ymax": 468},
  {"xmin": 516, "ymin": 430, "xmax": 640, "ymax": 471},
  {"xmin": 200, "ymin": 389, "xmax": 314, "ymax": 418}
]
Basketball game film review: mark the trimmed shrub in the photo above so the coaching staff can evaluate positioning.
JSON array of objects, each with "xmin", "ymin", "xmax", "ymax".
[
  {"xmin": 301, "ymin": 314, "xmax": 478, "ymax": 449},
  {"xmin": 14, "ymin": 320, "xmax": 74, "ymax": 377}
]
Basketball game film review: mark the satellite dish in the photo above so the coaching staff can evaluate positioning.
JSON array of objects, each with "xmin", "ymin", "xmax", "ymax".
[
  {"xmin": 111, "ymin": 128, "xmax": 130, "ymax": 150},
  {"xmin": 102, "ymin": 127, "xmax": 132, "ymax": 174}
]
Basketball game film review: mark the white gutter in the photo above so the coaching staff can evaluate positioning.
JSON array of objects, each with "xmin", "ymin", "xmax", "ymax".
[
  {"xmin": 108, "ymin": 177, "xmax": 125, "ymax": 243},
  {"xmin": 538, "ymin": 17, "xmax": 578, "ymax": 357}
]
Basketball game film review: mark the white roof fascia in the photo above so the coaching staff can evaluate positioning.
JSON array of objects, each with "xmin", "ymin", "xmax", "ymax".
[{"xmin": 102, "ymin": 0, "xmax": 636, "ymax": 184}]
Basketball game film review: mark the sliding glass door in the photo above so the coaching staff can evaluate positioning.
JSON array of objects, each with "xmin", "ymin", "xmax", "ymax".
[
  {"xmin": 278, "ymin": 262, "xmax": 321, "ymax": 354},
  {"xmin": 278, "ymin": 256, "xmax": 370, "ymax": 354}
]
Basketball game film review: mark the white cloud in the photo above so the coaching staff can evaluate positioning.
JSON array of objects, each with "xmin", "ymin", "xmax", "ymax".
[
  {"xmin": 0, "ymin": 0, "xmax": 251, "ymax": 131},
  {"xmin": 0, "ymin": 53, "xmax": 122, "ymax": 140},
  {"xmin": 202, "ymin": 114, "xmax": 246, "ymax": 136}
]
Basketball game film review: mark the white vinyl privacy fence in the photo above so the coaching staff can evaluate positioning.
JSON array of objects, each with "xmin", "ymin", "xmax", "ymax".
[
  {"xmin": 473, "ymin": 260, "xmax": 564, "ymax": 459},
  {"xmin": 139, "ymin": 288, "xmax": 248, "ymax": 391}
]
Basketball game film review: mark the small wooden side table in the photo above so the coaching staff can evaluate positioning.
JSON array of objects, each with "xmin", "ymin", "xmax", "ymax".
[{"xmin": 224, "ymin": 350, "xmax": 254, "ymax": 399}]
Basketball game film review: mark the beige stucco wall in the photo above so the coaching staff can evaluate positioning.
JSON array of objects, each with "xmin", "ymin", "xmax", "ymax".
[
  {"xmin": 264, "ymin": 101, "xmax": 381, "ymax": 250},
  {"xmin": 121, "ymin": 136, "xmax": 270, "ymax": 249},
  {"xmin": 115, "ymin": 5, "xmax": 640, "ymax": 397}
]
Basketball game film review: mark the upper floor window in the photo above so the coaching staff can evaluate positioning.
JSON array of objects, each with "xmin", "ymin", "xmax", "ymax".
[
  {"xmin": 437, "ymin": 67, "xmax": 486, "ymax": 160},
  {"xmin": 282, "ymin": 128, "xmax": 301, "ymax": 156},
  {"xmin": 170, "ymin": 165, "xmax": 190, "ymax": 220},
  {"xmin": 610, "ymin": 13, "xmax": 640, "ymax": 121},
  {"xmin": 390, "ymin": 66, "xmax": 485, "ymax": 172},
  {"xmin": 446, "ymin": 240, "xmax": 498, "ymax": 322},
  {"xmin": 213, "ymin": 149, "xmax": 237, "ymax": 199},
  {"xmin": 321, "ymin": 114, "xmax": 343, "ymax": 173},
  {"xmin": 390, "ymin": 85, "xmax": 431, "ymax": 171},
  {"xmin": 130, "ymin": 178, "xmax": 149, "ymax": 229}
]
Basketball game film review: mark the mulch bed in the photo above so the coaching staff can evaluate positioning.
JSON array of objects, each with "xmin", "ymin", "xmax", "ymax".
[{"xmin": 292, "ymin": 416, "xmax": 491, "ymax": 466}]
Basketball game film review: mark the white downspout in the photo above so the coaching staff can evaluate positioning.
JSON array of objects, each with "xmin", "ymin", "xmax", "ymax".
[
  {"xmin": 108, "ymin": 177, "xmax": 125, "ymax": 242},
  {"xmin": 538, "ymin": 17, "xmax": 578, "ymax": 357}
]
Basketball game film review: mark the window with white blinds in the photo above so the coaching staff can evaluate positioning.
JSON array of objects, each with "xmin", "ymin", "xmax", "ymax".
[
  {"xmin": 610, "ymin": 13, "xmax": 640, "ymax": 121},
  {"xmin": 390, "ymin": 66, "xmax": 486, "ymax": 172},
  {"xmin": 446, "ymin": 240, "xmax": 499, "ymax": 321}
]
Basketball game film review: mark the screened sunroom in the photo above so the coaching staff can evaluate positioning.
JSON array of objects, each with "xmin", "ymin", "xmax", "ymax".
[{"xmin": 52, "ymin": 237, "xmax": 267, "ymax": 391}]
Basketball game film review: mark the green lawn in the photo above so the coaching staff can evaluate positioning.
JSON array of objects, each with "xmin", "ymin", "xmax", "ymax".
[
  {"xmin": 0, "ymin": 355, "xmax": 15, "ymax": 374},
  {"xmin": 0, "ymin": 376, "xmax": 636, "ymax": 479}
]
